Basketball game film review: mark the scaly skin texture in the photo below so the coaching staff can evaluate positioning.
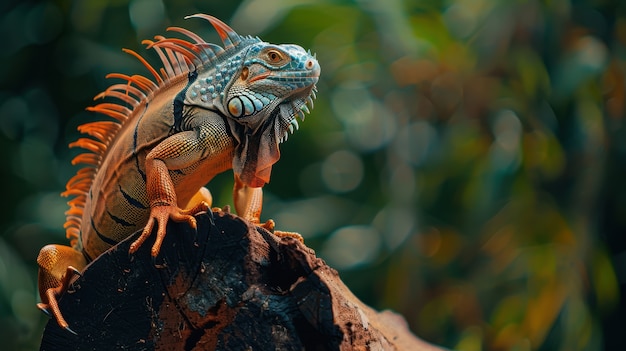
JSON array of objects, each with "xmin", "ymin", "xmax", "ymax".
[{"xmin": 36, "ymin": 14, "xmax": 320, "ymax": 333}]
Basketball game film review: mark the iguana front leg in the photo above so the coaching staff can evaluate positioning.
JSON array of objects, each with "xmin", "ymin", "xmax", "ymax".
[
  {"xmin": 233, "ymin": 175, "xmax": 303, "ymax": 242},
  {"xmin": 128, "ymin": 130, "xmax": 211, "ymax": 257},
  {"xmin": 233, "ymin": 174, "xmax": 263, "ymax": 224}
]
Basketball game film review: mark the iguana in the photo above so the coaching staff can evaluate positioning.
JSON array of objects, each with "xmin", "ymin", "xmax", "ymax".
[{"xmin": 36, "ymin": 14, "xmax": 320, "ymax": 334}]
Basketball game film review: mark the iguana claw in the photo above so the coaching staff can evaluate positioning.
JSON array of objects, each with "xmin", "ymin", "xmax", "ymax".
[
  {"xmin": 260, "ymin": 219, "xmax": 276, "ymax": 232},
  {"xmin": 69, "ymin": 266, "xmax": 83, "ymax": 278},
  {"xmin": 38, "ymin": 303, "xmax": 52, "ymax": 317},
  {"xmin": 65, "ymin": 326, "xmax": 78, "ymax": 336},
  {"xmin": 129, "ymin": 201, "xmax": 210, "ymax": 257},
  {"xmin": 37, "ymin": 265, "xmax": 82, "ymax": 335},
  {"xmin": 38, "ymin": 303, "xmax": 77, "ymax": 335}
]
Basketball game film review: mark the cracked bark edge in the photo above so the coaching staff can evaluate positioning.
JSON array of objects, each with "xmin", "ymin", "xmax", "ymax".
[{"xmin": 39, "ymin": 210, "xmax": 446, "ymax": 351}]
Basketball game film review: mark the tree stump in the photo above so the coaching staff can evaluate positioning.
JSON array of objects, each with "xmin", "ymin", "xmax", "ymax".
[{"xmin": 39, "ymin": 210, "xmax": 444, "ymax": 350}]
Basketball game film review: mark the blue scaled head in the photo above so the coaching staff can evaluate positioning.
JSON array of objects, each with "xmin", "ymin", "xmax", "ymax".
[
  {"xmin": 181, "ymin": 14, "xmax": 320, "ymax": 187},
  {"xmin": 224, "ymin": 42, "xmax": 320, "ymax": 136}
]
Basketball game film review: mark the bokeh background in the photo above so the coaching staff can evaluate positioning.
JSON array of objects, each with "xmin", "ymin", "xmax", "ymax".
[{"xmin": 1, "ymin": 0, "xmax": 625, "ymax": 350}]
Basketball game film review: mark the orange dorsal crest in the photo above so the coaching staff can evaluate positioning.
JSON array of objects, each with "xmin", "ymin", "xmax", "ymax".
[{"xmin": 61, "ymin": 14, "xmax": 250, "ymax": 247}]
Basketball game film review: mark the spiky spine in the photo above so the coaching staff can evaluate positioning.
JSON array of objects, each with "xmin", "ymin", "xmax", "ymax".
[{"xmin": 61, "ymin": 15, "xmax": 237, "ymax": 248}]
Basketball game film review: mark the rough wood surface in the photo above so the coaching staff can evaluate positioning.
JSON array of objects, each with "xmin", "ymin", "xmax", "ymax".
[{"xmin": 40, "ymin": 210, "xmax": 444, "ymax": 350}]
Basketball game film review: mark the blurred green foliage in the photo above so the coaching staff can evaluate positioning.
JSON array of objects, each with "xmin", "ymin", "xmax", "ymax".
[{"xmin": 1, "ymin": 0, "xmax": 625, "ymax": 350}]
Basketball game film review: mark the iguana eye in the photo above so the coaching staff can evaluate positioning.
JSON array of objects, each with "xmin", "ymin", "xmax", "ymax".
[{"xmin": 266, "ymin": 49, "xmax": 284, "ymax": 64}]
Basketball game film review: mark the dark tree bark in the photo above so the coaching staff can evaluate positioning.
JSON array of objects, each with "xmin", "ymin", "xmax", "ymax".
[{"xmin": 39, "ymin": 210, "xmax": 445, "ymax": 350}]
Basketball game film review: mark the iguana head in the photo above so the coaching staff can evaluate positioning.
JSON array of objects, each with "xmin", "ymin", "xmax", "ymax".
[
  {"xmin": 182, "ymin": 15, "xmax": 320, "ymax": 187},
  {"xmin": 223, "ymin": 42, "xmax": 320, "ymax": 187}
]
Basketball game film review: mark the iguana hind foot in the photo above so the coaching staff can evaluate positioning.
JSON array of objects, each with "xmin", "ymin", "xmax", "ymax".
[{"xmin": 37, "ymin": 244, "xmax": 86, "ymax": 335}]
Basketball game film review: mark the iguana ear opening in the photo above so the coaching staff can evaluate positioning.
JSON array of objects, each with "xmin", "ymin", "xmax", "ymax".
[{"xmin": 233, "ymin": 131, "xmax": 280, "ymax": 188}]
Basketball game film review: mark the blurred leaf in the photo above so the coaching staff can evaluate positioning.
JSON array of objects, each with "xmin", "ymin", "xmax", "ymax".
[{"xmin": 591, "ymin": 247, "xmax": 620, "ymax": 313}]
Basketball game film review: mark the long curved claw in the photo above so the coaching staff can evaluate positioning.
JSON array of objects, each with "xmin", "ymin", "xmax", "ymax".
[
  {"xmin": 37, "ymin": 303, "xmax": 52, "ymax": 317},
  {"xmin": 207, "ymin": 207, "xmax": 215, "ymax": 224},
  {"xmin": 69, "ymin": 266, "xmax": 83, "ymax": 278},
  {"xmin": 38, "ymin": 301, "xmax": 77, "ymax": 335}
]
